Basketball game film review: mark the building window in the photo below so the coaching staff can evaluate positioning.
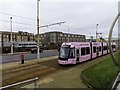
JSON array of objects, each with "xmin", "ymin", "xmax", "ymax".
[
  {"xmin": 60, "ymin": 34, "xmax": 62, "ymax": 37},
  {"xmin": 41, "ymin": 35, "xmax": 43, "ymax": 37},
  {"xmin": 0, "ymin": 34, "xmax": 1, "ymax": 42},
  {"xmin": 44, "ymin": 34, "xmax": 46, "ymax": 37},
  {"xmin": 72, "ymin": 35, "xmax": 74, "ymax": 37},
  {"xmin": 64, "ymin": 34, "xmax": 67, "ymax": 37},
  {"xmin": 50, "ymin": 33, "xmax": 56, "ymax": 43}
]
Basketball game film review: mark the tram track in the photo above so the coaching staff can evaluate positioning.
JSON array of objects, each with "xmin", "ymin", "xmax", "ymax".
[
  {"xmin": 2, "ymin": 59, "xmax": 72, "ymax": 87},
  {"xmin": 3, "ymin": 52, "xmax": 117, "ymax": 87}
]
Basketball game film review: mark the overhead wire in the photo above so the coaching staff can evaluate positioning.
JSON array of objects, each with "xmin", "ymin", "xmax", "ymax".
[
  {"xmin": 0, "ymin": 11, "xmax": 36, "ymax": 21},
  {"xmin": 0, "ymin": 19, "xmax": 35, "ymax": 26}
]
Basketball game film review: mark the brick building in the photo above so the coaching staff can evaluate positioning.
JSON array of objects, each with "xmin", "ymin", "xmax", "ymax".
[
  {"xmin": 0, "ymin": 31, "xmax": 35, "ymax": 53},
  {"xmin": 35, "ymin": 31, "xmax": 86, "ymax": 49},
  {"xmin": 0, "ymin": 31, "xmax": 86, "ymax": 53}
]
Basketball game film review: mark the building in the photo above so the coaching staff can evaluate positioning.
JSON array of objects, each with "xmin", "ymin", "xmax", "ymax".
[
  {"xmin": 35, "ymin": 31, "xmax": 86, "ymax": 49},
  {"xmin": 0, "ymin": 30, "xmax": 86, "ymax": 53},
  {"xmin": 0, "ymin": 31, "xmax": 35, "ymax": 53}
]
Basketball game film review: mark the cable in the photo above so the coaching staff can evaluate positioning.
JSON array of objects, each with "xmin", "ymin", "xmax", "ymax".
[
  {"xmin": 0, "ymin": 11, "xmax": 35, "ymax": 21},
  {"xmin": 0, "ymin": 19, "xmax": 35, "ymax": 26}
]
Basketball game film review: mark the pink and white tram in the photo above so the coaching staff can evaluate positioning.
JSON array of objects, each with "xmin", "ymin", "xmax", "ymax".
[
  {"xmin": 91, "ymin": 42, "xmax": 103, "ymax": 58},
  {"xmin": 112, "ymin": 43, "xmax": 116, "ymax": 52},
  {"xmin": 58, "ymin": 42, "xmax": 116, "ymax": 65},
  {"xmin": 107, "ymin": 42, "xmax": 116, "ymax": 53},
  {"xmin": 103, "ymin": 42, "xmax": 108, "ymax": 55},
  {"xmin": 58, "ymin": 42, "xmax": 91, "ymax": 65}
]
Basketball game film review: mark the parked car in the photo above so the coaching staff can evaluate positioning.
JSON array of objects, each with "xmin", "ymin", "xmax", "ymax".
[{"xmin": 31, "ymin": 48, "xmax": 43, "ymax": 53}]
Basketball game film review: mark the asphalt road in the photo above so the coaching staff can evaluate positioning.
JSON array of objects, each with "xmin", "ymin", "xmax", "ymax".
[{"xmin": 1, "ymin": 50, "xmax": 58, "ymax": 63}]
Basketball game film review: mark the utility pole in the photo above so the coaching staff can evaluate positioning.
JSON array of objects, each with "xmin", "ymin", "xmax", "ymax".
[
  {"xmin": 90, "ymin": 33, "xmax": 91, "ymax": 42},
  {"xmin": 68, "ymin": 28, "xmax": 69, "ymax": 42},
  {"xmin": 96, "ymin": 24, "xmax": 99, "ymax": 42},
  {"xmin": 10, "ymin": 17, "xmax": 13, "ymax": 54},
  {"xmin": 37, "ymin": 0, "xmax": 40, "ymax": 59}
]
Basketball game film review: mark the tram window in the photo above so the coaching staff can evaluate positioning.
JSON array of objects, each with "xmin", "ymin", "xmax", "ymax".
[
  {"xmin": 103, "ymin": 46, "xmax": 105, "ymax": 50},
  {"xmin": 86, "ymin": 47, "xmax": 90, "ymax": 54},
  {"xmin": 112, "ymin": 45, "xmax": 116, "ymax": 48},
  {"xmin": 106, "ymin": 46, "xmax": 108, "ymax": 50},
  {"xmin": 76, "ymin": 49, "xmax": 79, "ymax": 54},
  {"xmin": 104, "ymin": 46, "xmax": 107, "ymax": 50},
  {"xmin": 93, "ymin": 47, "xmax": 96, "ymax": 53},
  {"xmin": 69, "ymin": 48, "xmax": 75, "ymax": 58},
  {"xmin": 99, "ymin": 46, "xmax": 101, "ymax": 51},
  {"xmin": 81, "ymin": 47, "xmax": 85, "ymax": 56}
]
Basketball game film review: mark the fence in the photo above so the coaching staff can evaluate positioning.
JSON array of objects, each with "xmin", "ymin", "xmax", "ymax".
[{"xmin": 0, "ymin": 77, "xmax": 38, "ymax": 90}]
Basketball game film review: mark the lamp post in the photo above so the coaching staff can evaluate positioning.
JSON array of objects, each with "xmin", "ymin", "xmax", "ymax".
[
  {"xmin": 68, "ymin": 28, "xmax": 69, "ymax": 42},
  {"xmin": 37, "ymin": 0, "xmax": 40, "ymax": 59},
  {"xmin": 10, "ymin": 17, "xmax": 13, "ymax": 54},
  {"xmin": 96, "ymin": 24, "xmax": 99, "ymax": 42}
]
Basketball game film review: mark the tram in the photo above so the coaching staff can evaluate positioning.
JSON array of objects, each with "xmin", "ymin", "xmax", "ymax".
[{"xmin": 58, "ymin": 42, "xmax": 116, "ymax": 65}]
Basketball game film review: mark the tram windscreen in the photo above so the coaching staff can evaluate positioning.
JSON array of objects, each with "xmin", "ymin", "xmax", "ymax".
[
  {"xmin": 59, "ymin": 46, "xmax": 75, "ymax": 59},
  {"xmin": 59, "ymin": 47, "xmax": 70, "ymax": 58}
]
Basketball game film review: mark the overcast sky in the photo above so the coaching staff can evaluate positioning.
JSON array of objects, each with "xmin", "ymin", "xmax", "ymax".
[{"xmin": 0, "ymin": 0, "xmax": 119, "ymax": 39}]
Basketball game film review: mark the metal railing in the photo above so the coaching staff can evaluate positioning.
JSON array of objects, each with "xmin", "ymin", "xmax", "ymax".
[
  {"xmin": 111, "ymin": 73, "xmax": 120, "ymax": 90},
  {"xmin": 0, "ymin": 77, "xmax": 38, "ymax": 90}
]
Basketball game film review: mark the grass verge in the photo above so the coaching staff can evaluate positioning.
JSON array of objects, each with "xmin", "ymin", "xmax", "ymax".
[{"xmin": 82, "ymin": 52, "xmax": 120, "ymax": 89}]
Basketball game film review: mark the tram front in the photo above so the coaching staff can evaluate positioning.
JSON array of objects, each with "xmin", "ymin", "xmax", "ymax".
[{"xmin": 58, "ymin": 43, "xmax": 76, "ymax": 65}]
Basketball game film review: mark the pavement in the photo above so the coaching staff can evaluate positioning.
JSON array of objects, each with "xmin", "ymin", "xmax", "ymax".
[
  {"xmin": 1, "ymin": 53, "xmax": 113, "ymax": 89},
  {"xmin": 1, "ymin": 56, "xmax": 58, "ymax": 70},
  {"xmin": 36, "ymin": 56, "xmax": 109, "ymax": 88}
]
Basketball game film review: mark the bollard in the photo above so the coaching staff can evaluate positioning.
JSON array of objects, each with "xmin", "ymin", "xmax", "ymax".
[{"xmin": 20, "ymin": 53, "xmax": 24, "ymax": 64}]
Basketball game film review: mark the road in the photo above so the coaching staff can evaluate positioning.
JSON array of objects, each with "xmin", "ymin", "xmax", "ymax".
[{"xmin": 1, "ymin": 50, "xmax": 58, "ymax": 63}]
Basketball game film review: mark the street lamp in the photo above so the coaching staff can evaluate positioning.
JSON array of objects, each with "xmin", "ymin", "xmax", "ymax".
[
  {"xmin": 68, "ymin": 28, "xmax": 69, "ymax": 42},
  {"xmin": 96, "ymin": 24, "xmax": 99, "ymax": 42},
  {"xmin": 37, "ymin": 0, "xmax": 40, "ymax": 59},
  {"xmin": 10, "ymin": 17, "xmax": 13, "ymax": 54}
]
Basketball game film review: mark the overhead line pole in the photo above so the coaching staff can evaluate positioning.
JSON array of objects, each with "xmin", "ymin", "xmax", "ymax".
[
  {"xmin": 10, "ymin": 17, "xmax": 13, "ymax": 54},
  {"xmin": 68, "ymin": 28, "xmax": 69, "ymax": 42},
  {"xmin": 96, "ymin": 24, "xmax": 98, "ymax": 42},
  {"xmin": 37, "ymin": 0, "xmax": 40, "ymax": 59}
]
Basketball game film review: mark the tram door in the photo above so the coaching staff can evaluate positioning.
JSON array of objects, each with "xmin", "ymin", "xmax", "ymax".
[
  {"xmin": 96, "ymin": 47, "xmax": 99, "ymax": 57},
  {"xmin": 76, "ymin": 49, "xmax": 79, "ymax": 62}
]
